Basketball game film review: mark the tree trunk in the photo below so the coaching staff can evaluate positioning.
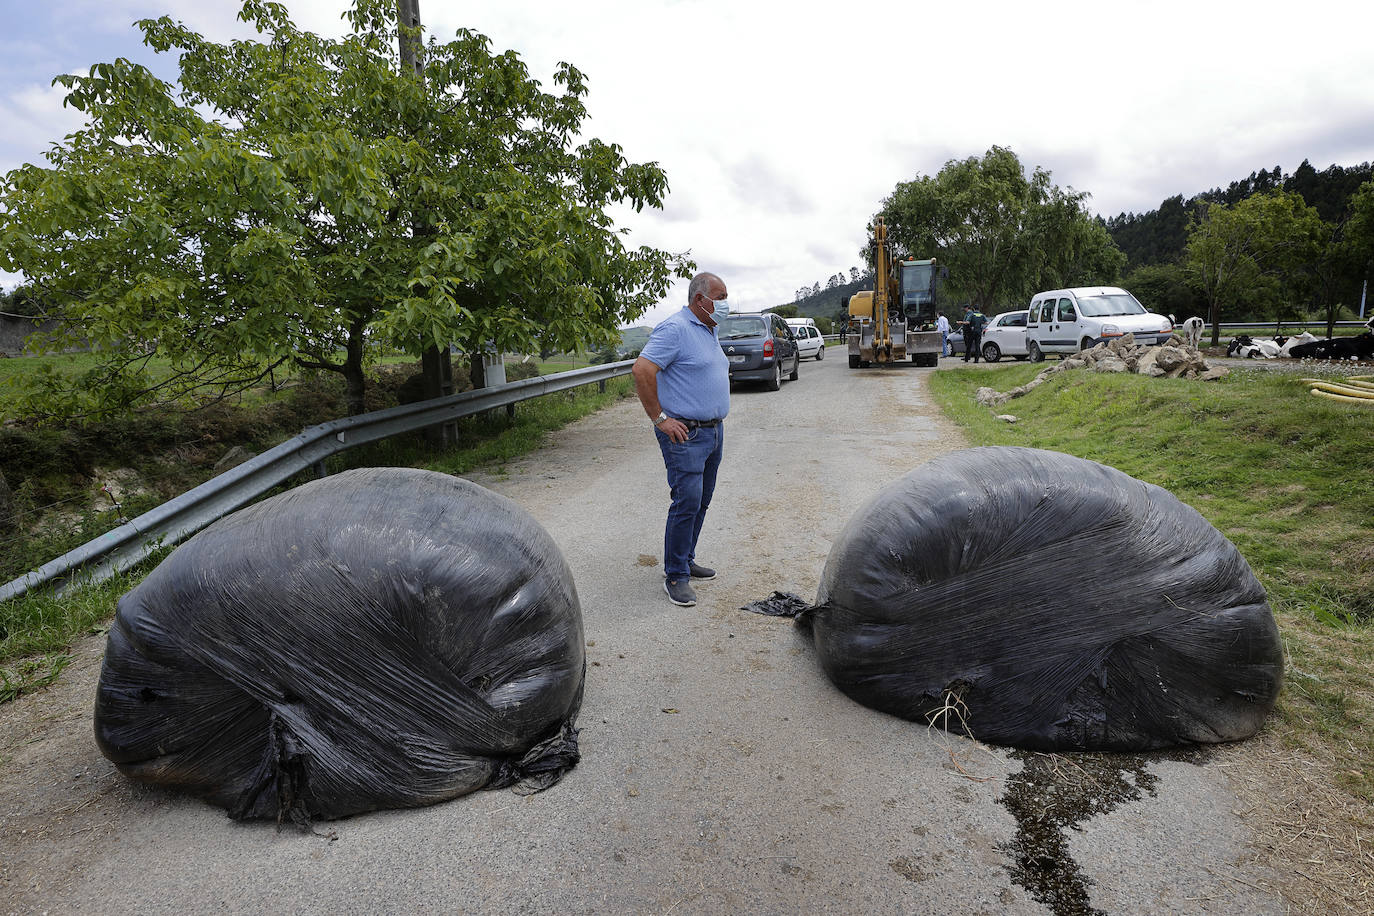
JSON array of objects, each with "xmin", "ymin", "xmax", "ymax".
[
  {"xmin": 1208, "ymin": 298, "xmax": 1222, "ymax": 348},
  {"xmin": 343, "ymin": 317, "xmax": 368, "ymax": 416},
  {"xmin": 469, "ymin": 352, "xmax": 486, "ymax": 391}
]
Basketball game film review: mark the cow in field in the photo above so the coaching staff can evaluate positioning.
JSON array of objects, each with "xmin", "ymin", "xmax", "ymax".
[
  {"xmin": 1181, "ymin": 316, "xmax": 1205, "ymax": 349},
  {"xmin": 1287, "ymin": 332, "xmax": 1374, "ymax": 361}
]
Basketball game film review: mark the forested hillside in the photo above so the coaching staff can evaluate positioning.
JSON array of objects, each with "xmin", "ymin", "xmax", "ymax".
[
  {"xmin": 1103, "ymin": 158, "xmax": 1373, "ymax": 332},
  {"xmin": 784, "ymin": 271, "xmax": 875, "ymax": 324},
  {"xmin": 1106, "ymin": 160, "xmax": 1373, "ymax": 270}
]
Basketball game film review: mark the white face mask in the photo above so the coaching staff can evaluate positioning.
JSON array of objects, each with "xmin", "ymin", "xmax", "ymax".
[{"xmin": 709, "ymin": 297, "xmax": 730, "ymax": 321}]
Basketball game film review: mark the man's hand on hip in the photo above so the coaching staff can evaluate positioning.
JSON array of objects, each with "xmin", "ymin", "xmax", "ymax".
[{"xmin": 659, "ymin": 417, "xmax": 688, "ymax": 443}]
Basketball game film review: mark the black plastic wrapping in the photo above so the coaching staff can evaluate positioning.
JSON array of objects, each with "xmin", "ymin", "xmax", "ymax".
[
  {"xmin": 95, "ymin": 467, "xmax": 585, "ymax": 823},
  {"xmin": 803, "ymin": 447, "xmax": 1282, "ymax": 751}
]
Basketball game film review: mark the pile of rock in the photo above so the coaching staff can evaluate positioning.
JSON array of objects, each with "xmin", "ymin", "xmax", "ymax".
[{"xmin": 976, "ymin": 334, "xmax": 1228, "ymax": 407}]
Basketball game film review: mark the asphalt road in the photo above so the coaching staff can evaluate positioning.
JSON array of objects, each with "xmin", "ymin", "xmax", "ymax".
[{"xmin": 1, "ymin": 351, "xmax": 1283, "ymax": 914}]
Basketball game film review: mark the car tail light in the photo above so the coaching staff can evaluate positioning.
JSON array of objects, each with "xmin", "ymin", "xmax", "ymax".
[{"xmin": 763, "ymin": 339, "xmax": 774, "ymax": 357}]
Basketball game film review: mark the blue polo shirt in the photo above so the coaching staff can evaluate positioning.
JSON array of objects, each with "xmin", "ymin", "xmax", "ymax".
[{"xmin": 640, "ymin": 307, "xmax": 730, "ymax": 421}]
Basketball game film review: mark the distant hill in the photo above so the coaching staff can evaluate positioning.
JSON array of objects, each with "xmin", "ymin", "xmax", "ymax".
[
  {"xmin": 774, "ymin": 274, "xmax": 876, "ymax": 324},
  {"xmin": 617, "ymin": 325, "xmax": 651, "ymax": 354}
]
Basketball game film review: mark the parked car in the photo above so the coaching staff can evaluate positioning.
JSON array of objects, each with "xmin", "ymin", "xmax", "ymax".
[
  {"xmin": 718, "ymin": 313, "xmax": 800, "ymax": 390},
  {"xmin": 787, "ymin": 321, "xmax": 826, "ymax": 360},
  {"xmin": 979, "ymin": 310, "xmax": 1030, "ymax": 362},
  {"xmin": 945, "ymin": 327, "xmax": 965, "ymax": 357},
  {"xmin": 1024, "ymin": 287, "xmax": 1173, "ymax": 361}
]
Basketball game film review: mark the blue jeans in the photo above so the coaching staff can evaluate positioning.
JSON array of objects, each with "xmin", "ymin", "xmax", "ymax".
[
  {"xmin": 941, "ymin": 331, "xmax": 949, "ymax": 356},
  {"xmin": 654, "ymin": 423, "xmax": 724, "ymax": 580}
]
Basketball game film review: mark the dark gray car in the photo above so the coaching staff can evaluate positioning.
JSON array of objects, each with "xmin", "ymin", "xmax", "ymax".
[{"xmin": 718, "ymin": 313, "xmax": 800, "ymax": 391}]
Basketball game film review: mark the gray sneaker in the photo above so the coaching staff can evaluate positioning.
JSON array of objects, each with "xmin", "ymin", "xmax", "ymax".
[
  {"xmin": 688, "ymin": 562, "xmax": 716, "ymax": 580},
  {"xmin": 663, "ymin": 578, "xmax": 697, "ymax": 606}
]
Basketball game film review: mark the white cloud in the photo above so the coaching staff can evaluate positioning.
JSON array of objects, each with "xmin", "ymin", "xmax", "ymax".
[
  {"xmin": 3, "ymin": 0, "xmax": 1372, "ymax": 319},
  {"xmin": 0, "ymin": 82, "xmax": 90, "ymax": 172}
]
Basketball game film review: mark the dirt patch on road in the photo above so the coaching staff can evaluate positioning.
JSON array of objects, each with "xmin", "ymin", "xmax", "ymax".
[{"xmin": 0, "ymin": 632, "xmax": 146, "ymax": 913}]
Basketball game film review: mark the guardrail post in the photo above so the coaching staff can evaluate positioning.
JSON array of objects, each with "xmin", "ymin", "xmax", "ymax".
[
  {"xmin": 314, "ymin": 460, "xmax": 328, "ymax": 478},
  {"xmin": 598, "ymin": 379, "xmax": 607, "ymax": 393},
  {"xmin": 506, "ymin": 404, "xmax": 515, "ymax": 419}
]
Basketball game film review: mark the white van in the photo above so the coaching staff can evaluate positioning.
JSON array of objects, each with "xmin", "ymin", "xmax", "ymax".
[{"xmin": 1023, "ymin": 287, "xmax": 1174, "ymax": 362}]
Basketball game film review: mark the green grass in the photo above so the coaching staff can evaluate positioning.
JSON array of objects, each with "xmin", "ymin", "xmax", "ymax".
[
  {"xmin": 0, "ymin": 567, "xmax": 153, "ymax": 702},
  {"xmin": 0, "ymin": 349, "xmax": 114, "ymax": 381},
  {"xmin": 930, "ymin": 362, "xmax": 1374, "ymax": 801}
]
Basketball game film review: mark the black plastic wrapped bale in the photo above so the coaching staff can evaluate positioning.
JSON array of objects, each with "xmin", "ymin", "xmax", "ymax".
[
  {"xmin": 94, "ymin": 467, "xmax": 585, "ymax": 823},
  {"xmin": 806, "ymin": 446, "xmax": 1282, "ymax": 751}
]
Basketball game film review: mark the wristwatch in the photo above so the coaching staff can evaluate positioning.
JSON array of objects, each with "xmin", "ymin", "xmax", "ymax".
[{"xmin": 653, "ymin": 411, "xmax": 668, "ymax": 426}]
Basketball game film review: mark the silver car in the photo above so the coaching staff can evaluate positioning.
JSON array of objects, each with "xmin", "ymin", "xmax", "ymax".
[{"xmin": 791, "ymin": 324, "xmax": 826, "ymax": 360}]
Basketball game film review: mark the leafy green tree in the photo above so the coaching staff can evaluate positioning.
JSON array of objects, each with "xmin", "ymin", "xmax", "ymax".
[
  {"xmin": 1342, "ymin": 180, "xmax": 1374, "ymax": 319},
  {"xmin": 1121, "ymin": 262, "xmax": 1202, "ymax": 322},
  {"xmin": 1028, "ymin": 213, "xmax": 1126, "ymax": 293},
  {"xmin": 813, "ymin": 315, "xmax": 833, "ymax": 336},
  {"xmin": 1184, "ymin": 190, "xmax": 1327, "ymax": 345},
  {"xmin": 877, "ymin": 146, "xmax": 1123, "ymax": 311},
  {"xmin": 589, "ymin": 343, "xmax": 620, "ymax": 365},
  {"xmin": 0, "ymin": 0, "xmax": 689, "ymax": 418},
  {"xmin": 0, "ymin": 284, "xmax": 47, "ymax": 319}
]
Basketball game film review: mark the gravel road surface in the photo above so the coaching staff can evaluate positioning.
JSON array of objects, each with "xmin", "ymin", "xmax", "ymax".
[{"xmin": 1, "ymin": 353, "xmax": 1284, "ymax": 914}]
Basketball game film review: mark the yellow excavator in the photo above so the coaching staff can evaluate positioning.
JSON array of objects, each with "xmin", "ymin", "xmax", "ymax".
[{"xmin": 845, "ymin": 219, "xmax": 945, "ymax": 368}]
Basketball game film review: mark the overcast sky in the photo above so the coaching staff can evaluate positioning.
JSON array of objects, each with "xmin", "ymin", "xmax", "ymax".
[{"xmin": 4, "ymin": 0, "xmax": 1373, "ymax": 325}]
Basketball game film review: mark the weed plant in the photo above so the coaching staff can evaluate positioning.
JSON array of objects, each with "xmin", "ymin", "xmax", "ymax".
[{"xmin": 929, "ymin": 363, "xmax": 1374, "ymax": 802}]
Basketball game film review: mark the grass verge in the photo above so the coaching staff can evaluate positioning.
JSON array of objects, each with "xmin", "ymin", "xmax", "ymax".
[{"xmin": 930, "ymin": 361, "xmax": 1373, "ymax": 912}]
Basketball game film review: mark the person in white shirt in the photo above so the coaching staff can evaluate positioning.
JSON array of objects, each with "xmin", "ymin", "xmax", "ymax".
[{"xmin": 936, "ymin": 311, "xmax": 951, "ymax": 357}]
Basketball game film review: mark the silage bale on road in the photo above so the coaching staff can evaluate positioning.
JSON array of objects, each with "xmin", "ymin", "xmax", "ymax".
[
  {"xmin": 94, "ymin": 467, "xmax": 585, "ymax": 823},
  {"xmin": 805, "ymin": 446, "xmax": 1283, "ymax": 751}
]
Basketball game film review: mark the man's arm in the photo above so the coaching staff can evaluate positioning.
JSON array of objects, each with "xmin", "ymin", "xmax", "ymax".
[{"xmin": 632, "ymin": 357, "xmax": 688, "ymax": 443}]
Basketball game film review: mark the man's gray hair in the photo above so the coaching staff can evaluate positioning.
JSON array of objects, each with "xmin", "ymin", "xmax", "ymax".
[{"xmin": 687, "ymin": 272, "xmax": 722, "ymax": 306}]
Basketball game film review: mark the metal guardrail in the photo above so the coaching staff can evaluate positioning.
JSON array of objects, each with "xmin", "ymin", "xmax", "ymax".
[{"xmin": 0, "ymin": 360, "xmax": 634, "ymax": 603}]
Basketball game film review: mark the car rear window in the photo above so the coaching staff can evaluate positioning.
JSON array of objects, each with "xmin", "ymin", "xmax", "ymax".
[{"xmin": 719, "ymin": 316, "xmax": 767, "ymax": 340}]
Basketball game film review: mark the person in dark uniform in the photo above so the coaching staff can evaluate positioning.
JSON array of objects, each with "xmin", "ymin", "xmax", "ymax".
[{"xmin": 961, "ymin": 306, "xmax": 987, "ymax": 363}]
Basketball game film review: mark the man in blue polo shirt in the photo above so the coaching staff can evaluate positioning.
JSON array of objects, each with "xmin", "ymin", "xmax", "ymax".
[{"xmin": 632, "ymin": 272, "xmax": 731, "ymax": 607}]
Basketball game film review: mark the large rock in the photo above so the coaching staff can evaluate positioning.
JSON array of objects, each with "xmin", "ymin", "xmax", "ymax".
[
  {"xmin": 975, "ymin": 386, "xmax": 1008, "ymax": 407},
  {"xmin": 1154, "ymin": 346, "xmax": 1190, "ymax": 372}
]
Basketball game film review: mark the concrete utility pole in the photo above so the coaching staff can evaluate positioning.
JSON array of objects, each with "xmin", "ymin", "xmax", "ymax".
[
  {"xmin": 396, "ymin": 0, "xmax": 422, "ymax": 76},
  {"xmin": 397, "ymin": 0, "xmax": 458, "ymax": 444}
]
